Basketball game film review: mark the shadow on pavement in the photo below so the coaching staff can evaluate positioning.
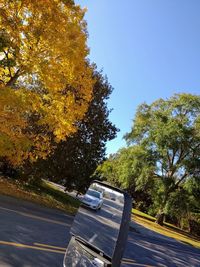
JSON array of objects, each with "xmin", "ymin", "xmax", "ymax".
[{"xmin": 122, "ymin": 221, "xmax": 200, "ymax": 267}]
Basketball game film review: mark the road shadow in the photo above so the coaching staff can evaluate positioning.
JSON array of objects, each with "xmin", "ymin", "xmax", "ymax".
[
  {"xmin": 122, "ymin": 221, "xmax": 200, "ymax": 267},
  {"xmin": 0, "ymin": 194, "xmax": 73, "ymax": 267}
]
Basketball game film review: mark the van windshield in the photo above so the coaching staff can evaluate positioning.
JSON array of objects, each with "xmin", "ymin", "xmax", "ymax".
[{"xmin": 87, "ymin": 190, "xmax": 100, "ymax": 199}]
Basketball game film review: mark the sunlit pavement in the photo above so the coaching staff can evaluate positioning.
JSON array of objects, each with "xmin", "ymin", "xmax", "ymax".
[{"xmin": 0, "ymin": 194, "xmax": 200, "ymax": 267}]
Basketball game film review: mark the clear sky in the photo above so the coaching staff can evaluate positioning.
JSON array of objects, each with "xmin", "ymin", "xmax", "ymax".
[{"xmin": 75, "ymin": 0, "xmax": 200, "ymax": 155}]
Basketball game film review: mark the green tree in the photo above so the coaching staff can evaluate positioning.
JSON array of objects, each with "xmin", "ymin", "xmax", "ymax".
[
  {"xmin": 96, "ymin": 152, "xmax": 122, "ymax": 188},
  {"xmin": 97, "ymin": 146, "xmax": 154, "ymax": 211},
  {"xmin": 125, "ymin": 93, "xmax": 200, "ymax": 225},
  {"xmin": 32, "ymin": 70, "xmax": 118, "ymax": 192}
]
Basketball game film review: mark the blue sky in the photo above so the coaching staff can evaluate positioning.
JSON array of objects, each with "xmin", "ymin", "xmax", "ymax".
[{"xmin": 75, "ymin": 0, "xmax": 200, "ymax": 155}]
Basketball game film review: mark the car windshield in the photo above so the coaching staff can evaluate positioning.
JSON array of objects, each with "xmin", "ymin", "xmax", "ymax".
[{"xmin": 86, "ymin": 190, "xmax": 100, "ymax": 199}]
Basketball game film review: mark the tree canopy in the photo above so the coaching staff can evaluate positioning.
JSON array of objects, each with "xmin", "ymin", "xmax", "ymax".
[
  {"xmin": 98, "ymin": 93, "xmax": 200, "ymax": 227},
  {"xmin": 0, "ymin": 0, "xmax": 94, "ymax": 165},
  {"xmin": 31, "ymin": 70, "xmax": 118, "ymax": 192},
  {"xmin": 126, "ymin": 93, "xmax": 200, "ymax": 186}
]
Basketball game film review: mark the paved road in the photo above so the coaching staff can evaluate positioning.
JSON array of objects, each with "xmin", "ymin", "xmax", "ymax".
[
  {"xmin": 0, "ymin": 194, "xmax": 200, "ymax": 267},
  {"xmin": 123, "ymin": 223, "xmax": 200, "ymax": 267},
  {"xmin": 0, "ymin": 194, "xmax": 72, "ymax": 267}
]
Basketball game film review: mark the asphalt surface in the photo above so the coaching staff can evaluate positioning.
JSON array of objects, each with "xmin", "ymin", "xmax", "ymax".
[
  {"xmin": 0, "ymin": 194, "xmax": 72, "ymax": 267},
  {"xmin": 0, "ymin": 194, "xmax": 200, "ymax": 267}
]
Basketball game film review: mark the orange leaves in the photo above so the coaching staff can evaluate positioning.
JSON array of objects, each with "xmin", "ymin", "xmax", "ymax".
[
  {"xmin": 0, "ymin": 0, "xmax": 94, "ymax": 165},
  {"xmin": 0, "ymin": 86, "xmax": 30, "ymax": 165}
]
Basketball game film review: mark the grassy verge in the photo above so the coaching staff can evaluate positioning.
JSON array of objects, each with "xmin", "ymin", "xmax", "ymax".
[
  {"xmin": 0, "ymin": 176, "xmax": 80, "ymax": 215},
  {"xmin": 132, "ymin": 208, "xmax": 156, "ymax": 222},
  {"xmin": 132, "ymin": 209, "xmax": 200, "ymax": 249}
]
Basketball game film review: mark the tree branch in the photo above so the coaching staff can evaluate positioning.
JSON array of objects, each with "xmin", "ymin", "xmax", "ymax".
[
  {"xmin": 171, "ymin": 147, "xmax": 178, "ymax": 166},
  {"xmin": 175, "ymin": 173, "xmax": 188, "ymax": 187},
  {"xmin": 3, "ymin": 49, "xmax": 12, "ymax": 79},
  {"xmin": 178, "ymin": 141, "xmax": 200, "ymax": 165},
  {"xmin": 169, "ymin": 147, "xmax": 181, "ymax": 177},
  {"xmin": 0, "ymin": 79, "xmax": 5, "ymax": 85},
  {"xmin": 153, "ymin": 172, "xmax": 163, "ymax": 179},
  {"xmin": 167, "ymin": 150, "xmax": 171, "ymax": 167},
  {"xmin": 6, "ymin": 69, "xmax": 20, "ymax": 87}
]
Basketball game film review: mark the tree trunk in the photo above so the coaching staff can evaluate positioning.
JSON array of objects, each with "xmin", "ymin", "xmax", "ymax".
[
  {"xmin": 156, "ymin": 212, "xmax": 165, "ymax": 225},
  {"xmin": 155, "ymin": 191, "xmax": 170, "ymax": 225},
  {"xmin": 189, "ymin": 219, "xmax": 200, "ymax": 236},
  {"xmin": 6, "ymin": 69, "xmax": 20, "ymax": 87}
]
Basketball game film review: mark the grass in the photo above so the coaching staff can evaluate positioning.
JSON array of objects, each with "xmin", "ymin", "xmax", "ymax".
[
  {"xmin": 132, "ymin": 208, "xmax": 156, "ymax": 222},
  {"xmin": 132, "ymin": 209, "xmax": 200, "ymax": 249},
  {"xmin": 0, "ymin": 176, "xmax": 80, "ymax": 215}
]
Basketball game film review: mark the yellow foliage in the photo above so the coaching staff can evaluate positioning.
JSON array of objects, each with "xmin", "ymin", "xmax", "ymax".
[{"xmin": 0, "ymin": 0, "xmax": 94, "ymax": 165}]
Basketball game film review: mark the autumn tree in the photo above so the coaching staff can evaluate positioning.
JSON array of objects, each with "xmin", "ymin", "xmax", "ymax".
[
  {"xmin": 125, "ymin": 94, "xmax": 200, "ymax": 225},
  {"xmin": 31, "ymin": 70, "xmax": 118, "ymax": 192},
  {"xmin": 33, "ymin": 71, "xmax": 117, "ymax": 191},
  {"xmin": 0, "ymin": 0, "xmax": 94, "ymax": 166}
]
